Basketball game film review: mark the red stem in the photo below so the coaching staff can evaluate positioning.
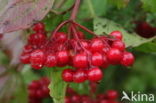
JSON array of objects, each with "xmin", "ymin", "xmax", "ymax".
[
  {"xmin": 50, "ymin": 20, "xmax": 71, "ymax": 40},
  {"xmin": 72, "ymin": 21, "xmax": 98, "ymax": 37},
  {"xmin": 70, "ymin": 0, "xmax": 81, "ymax": 20}
]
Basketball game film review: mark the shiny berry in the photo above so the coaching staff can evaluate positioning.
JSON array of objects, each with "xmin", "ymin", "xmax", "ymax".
[
  {"xmin": 77, "ymin": 31, "xmax": 85, "ymax": 39},
  {"xmin": 121, "ymin": 52, "xmax": 134, "ymax": 66},
  {"xmin": 91, "ymin": 39, "xmax": 104, "ymax": 53},
  {"xmin": 62, "ymin": 69, "xmax": 73, "ymax": 82},
  {"xmin": 107, "ymin": 48, "xmax": 123, "ymax": 64},
  {"xmin": 20, "ymin": 52, "xmax": 30, "ymax": 64},
  {"xmin": 91, "ymin": 52, "xmax": 103, "ymax": 66},
  {"xmin": 71, "ymin": 95, "xmax": 81, "ymax": 103},
  {"xmin": 73, "ymin": 70, "xmax": 87, "ymax": 83},
  {"xmin": 30, "ymin": 49, "xmax": 45, "ymax": 69},
  {"xmin": 54, "ymin": 32, "xmax": 67, "ymax": 43},
  {"xmin": 73, "ymin": 53, "xmax": 88, "ymax": 68},
  {"xmin": 57, "ymin": 50, "xmax": 69, "ymax": 66},
  {"xmin": 33, "ymin": 22, "xmax": 45, "ymax": 32},
  {"xmin": 23, "ymin": 44, "xmax": 33, "ymax": 53},
  {"xmin": 101, "ymin": 55, "xmax": 109, "ymax": 69},
  {"xmin": 110, "ymin": 31, "xmax": 123, "ymax": 40},
  {"xmin": 112, "ymin": 40, "xmax": 125, "ymax": 51},
  {"xmin": 106, "ymin": 90, "xmax": 118, "ymax": 99},
  {"xmin": 28, "ymin": 33, "xmax": 46, "ymax": 46},
  {"xmin": 45, "ymin": 53, "xmax": 57, "ymax": 67},
  {"xmin": 88, "ymin": 67, "xmax": 103, "ymax": 82}
]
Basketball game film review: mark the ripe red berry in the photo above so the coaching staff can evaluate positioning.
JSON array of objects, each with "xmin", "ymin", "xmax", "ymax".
[
  {"xmin": 62, "ymin": 69, "xmax": 73, "ymax": 82},
  {"xmin": 23, "ymin": 44, "xmax": 33, "ymax": 53},
  {"xmin": 110, "ymin": 31, "xmax": 123, "ymax": 40},
  {"xmin": 87, "ymin": 67, "xmax": 103, "ymax": 82},
  {"xmin": 91, "ymin": 52, "xmax": 103, "ymax": 66},
  {"xmin": 121, "ymin": 52, "xmax": 134, "ymax": 66},
  {"xmin": 81, "ymin": 40, "xmax": 90, "ymax": 49},
  {"xmin": 45, "ymin": 53, "xmax": 57, "ymax": 67},
  {"xmin": 33, "ymin": 22, "xmax": 45, "ymax": 32},
  {"xmin": 106, "ymin": 90, "xmax": 118, "ymax": 99},
  {"xmin": 54, "ymin": 32, "xmax": 67, "ymax": 43},
  {"xmin": 30, "ymin": 49, "xmax": 45, "ymax": 69},
  {"xmin": 73, "ymin": 53, "xmax": 88, "ymax": 68},
  {"xmin": 71, "ymin": 95, "xmax": 81, "ymax": 103},
  {"xmin": 101, "ymin": 55, "xmax": 109, "ymax": 69},
  {"xmin": 91, "ymin": 39, "xmax": 105, "ymax": 53},
  {"xmin": 77, "ymin": 31, "xmax": 85, "ymax": 39},
  {"xmin": 28, "ymin": 33, "xmax": 46, "ymax": 46},
  {"xmin": 73, "ymin": 70, "xmax": 87, "ymax": 83},
  {"xmin": 20, "ymin": 52, "xmax": 30, "ymax": 64},
  {"xmin": 107, "ymin": 48, "xmax": 123, "ymax": 64},
  {"xmin": 112, "ymin": 40, "xmax": 125, "ymax": 51},
  {"xmin": 57, "ymin": 50, "xmax": 69, "ymax": 66}
]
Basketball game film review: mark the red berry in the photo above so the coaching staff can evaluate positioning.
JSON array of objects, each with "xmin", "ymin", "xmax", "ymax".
[
  {"xmin": 88, "ymin": 67, "xmax": 103, "ymax": 82},
  {"xmin": 62, "ymin": 69, "xmax": 73, "ymax": 82},
  {"xmin": 54, "ymin": 32, "xmax": 67, "ymax": 43},
  {"xmin": 30, "ymin": 49, "xmax": 45, "ymax": 69},
  {"xmin": 33, "ymin": 22, "xmax": 45, "ymax": 32},
  {"xmin": 101, "ymin": 55, "xmax": 109, "ymax": 69},
  {"xmin": 65, "ymin": 96, "xmax": 72, "ymax": 103},
  {"xmin": 23, "ymin": 44, "xmax": 33, "ymax": 53},
  {"xmin": 81, "ymin": 40, "xmax": 90, "ymax": 49},
  {"xmin": 112, "ymin": 40, "xmax": 125, "ymax": 51},
  {"xmin": 106, "ymin": 90, "xmax": 118, "ymax": 99},
  {"xmin": 57, "ymin": 50, "xmax": 69, "ymax": 66},
  {"xmin": 73, "ymin": 70, "xmax": 87, "ymax": 83},
  {"xmin": 20, "ymin": 52, "xmax": 30, "ymax": 64},
  {"xmin": 28, "ymin": 33, "xmax": 46, "ymax": 46},
  {"xmin": 91, "ymin": 52, "xmax": 103, "ymax": 66},
  {"xmin": 73, "ymin": 53, "xmax": 88, "ymax": 68},
  {"xmin": 121, "ymin": 52, "xmax": 134, "ymax": 66},
  {"xmin": 110, "ymin": 31, "xmax": 123, "ymax": 40},
  {"xmin": 71, "ymin": 95, "xmax": 81, "ymax": 103},
  {"xmin": 91, "ymin": 39, "xmax": 105, "ymax": 53},
  {"xmin": 107, "ymin": 48, "xmax": 123, "ymax": 64},
  {"xmin": 45, "ymin": 53, "xmax": 57, "ymax": 67},
  {"xmin": 77, "ymin": 31, "xmax": 85, "ymax": 39}
]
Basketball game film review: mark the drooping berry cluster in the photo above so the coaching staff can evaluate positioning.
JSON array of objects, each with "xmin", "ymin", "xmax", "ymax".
[
  {"xmin": 20, "ymin": 22, "xmax": 135, "ymax": 83},
  {"xmin": 28, "ymin": 77, "xmax": 50, "ymax": 103},
  {"xmin": 65, "ymin": 87, "xmax": 119, "ymax": 103}
]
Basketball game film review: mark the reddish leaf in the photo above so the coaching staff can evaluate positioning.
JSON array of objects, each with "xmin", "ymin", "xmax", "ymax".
[{"xmin": 0, "ymin": 0, "xmax": 54, "ymax": 33}]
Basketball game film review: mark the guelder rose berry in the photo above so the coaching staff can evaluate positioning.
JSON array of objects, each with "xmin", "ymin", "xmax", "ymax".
[
  {"xmin": 91, "ymin": 52, "xmax": 103, "ymax": 66},
  {"xmin": 33, "ymin": 22, "xmax": 45, "ymax": 32},
  {"xmin": 62, "ymin": 69, "xmax": 73, "ymax": 82},
  {"xmin": 107, "ymin": 48, "xmax": 123, "ymax": 64},
  {"xmin": 110, "ymin": 31, "xmax": 123, "ymax": 40},
  {"xmin": 88, "ymin": 67, "xmax": 103, "ymax": 82},
  {"xmin": 91, "ymin": 39, "xmax": 105, "ymax": 53},
  {"xmin": 30, "ymin": 49, "xmax": 45, "ymax": 69},
  {"xmin": 45, "ymin": 53, "xmax": 57, "ymax": 67},
  {"xmin": 57, "ymin": 50, "xmax": 69, "ymax": 66},
  {"xmin": 73, "ymin": 70, "xmax": 87, "ymax": 83},
  {"xmin": 54, "ymin": 32, "xmax": 67, "ymax": 43},
  {"xmin": 121, "ymin": 52, "xmax": 134, "ymax": 66},
  {"xmin": 73, "ymin": 53, "xmax": 88, "ymax": 68},
  {"xmin": 112, "ymin": 40, "xmax": 125, "ymax": 51}
]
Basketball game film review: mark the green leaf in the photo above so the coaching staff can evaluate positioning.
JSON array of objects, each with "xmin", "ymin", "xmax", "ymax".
[
  {"xmin": 93, "ymin": 17, "xmax": 156, "ymax": 47},
  {"xmin": 141, "ymin": 0, "xmax": 156, "ymax": 13},
  {"xmin": 70, "ymin": 82, "xmax": 89, "ymax": 95},
  {"xmin": 49, "ymin": 67, "xmax": 68, "ymax": 103},
  {"xmin": 108, "ymin": 0, "xmax": 129, "ymax": 8},
  {"xmin": 134, "ymin": 42, "xmax": 156, "ymax": 53}
]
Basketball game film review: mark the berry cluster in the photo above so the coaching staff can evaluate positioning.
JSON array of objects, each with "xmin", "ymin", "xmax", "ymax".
[
  {"xmin": 20, "ymin": 22, "xmax": 134, "ymax": 83},
  {"xmin": 28, "ymin": 77, "xmax": 50, "ymax": 103},
  {"xmin": 65, "ymin": 87, "xmax": 119, "ymax": 103}
]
